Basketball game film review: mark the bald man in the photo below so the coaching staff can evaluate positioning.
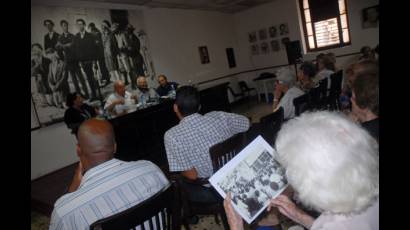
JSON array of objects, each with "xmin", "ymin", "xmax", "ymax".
[
  {"xmin": 104, "ymin": 80, "xmax": 136, "ymax": 115},
  {"xmin": 49, "ymin": 119, "xmax": 169, "ymax": 230},
  {"xmin": 132, "ymin": 76, "xmax": 159, "ymax": 103}
]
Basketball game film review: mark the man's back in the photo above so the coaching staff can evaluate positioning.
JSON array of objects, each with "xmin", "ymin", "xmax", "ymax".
[
  {"xmin": 49, "ymin": 159, "xmax": 169, "ymax": 230},
  {"xmin": 164, "ymin": 111, "xmax": 250, "ymax": 178}
]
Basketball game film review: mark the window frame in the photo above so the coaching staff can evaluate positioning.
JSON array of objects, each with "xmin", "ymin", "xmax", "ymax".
[{"xmin": 299, "ymin": 0, "xmax": 352, "ymax": 52}]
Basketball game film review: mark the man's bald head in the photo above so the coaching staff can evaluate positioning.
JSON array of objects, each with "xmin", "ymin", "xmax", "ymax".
[
  {"xmin": 114, "ymin": 80, "xmax": 126, "ymax": 97},
  {"xmin": 77, "ymin": 119, "xmax": 116, "ymax": 161}
]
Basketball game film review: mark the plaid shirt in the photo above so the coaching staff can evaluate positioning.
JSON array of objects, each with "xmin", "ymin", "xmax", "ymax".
[{"xmin": 164, "ymin": 111, "xmax": 250, "ymax": 178}]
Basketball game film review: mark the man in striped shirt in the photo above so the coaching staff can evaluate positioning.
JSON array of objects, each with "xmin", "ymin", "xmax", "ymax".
[{"xmin": 49, "ymin": 119, "xmax": 169, "ymax": 230}]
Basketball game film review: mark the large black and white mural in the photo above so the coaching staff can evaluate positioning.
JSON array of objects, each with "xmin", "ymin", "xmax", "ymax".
[{"xmin": 31, "ymin": 6, "xmax": 155, "ymax": 126}]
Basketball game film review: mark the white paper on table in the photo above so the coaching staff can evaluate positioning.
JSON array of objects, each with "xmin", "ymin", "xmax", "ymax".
[{"xmin": 209, "ymin": 135, "xmax": 288, "ymax": 224}]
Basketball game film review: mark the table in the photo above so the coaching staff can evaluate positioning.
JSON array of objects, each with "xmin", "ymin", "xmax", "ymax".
[{"xmin": 108, "ymin": 82, "xmax": 231, "ymax": 165}]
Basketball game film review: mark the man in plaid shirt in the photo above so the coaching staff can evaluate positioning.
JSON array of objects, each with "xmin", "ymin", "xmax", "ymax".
[{"xmin": 164, "ymin": 86, "xmax": 250, "ymax": 203}]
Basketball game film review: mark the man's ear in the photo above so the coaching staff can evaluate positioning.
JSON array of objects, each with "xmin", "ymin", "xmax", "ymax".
[
  {"xmin": 113, "ymin": 143, "xmax": 117, "ymax": 154},
  {"xmin": 173, "ymin": 103, "xmax": 179, "ymax": 114}
]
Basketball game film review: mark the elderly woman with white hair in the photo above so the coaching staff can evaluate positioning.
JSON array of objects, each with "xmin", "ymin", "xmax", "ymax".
[
  {"xmin": 272, "ymin": 68, "xmax": 305, "ymax": 120},
  {"xmin": 224, "ymin": 111, "xmax": 379, "ymax": 230}
]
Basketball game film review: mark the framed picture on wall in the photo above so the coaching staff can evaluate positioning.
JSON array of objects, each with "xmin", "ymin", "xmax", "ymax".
[
  {"xmin": 281, "ymin": 37, "xmax": 290, "ymax": 49},
  {"xmin": 251, "ymin": 44, "xmax": 259, "ymax": 55},
  {"xmin": 248, "ymin": 31, "xmax": 257, "ymax": 43},
  {"xmin": 362, "ymin": 5, "xmax": 379, "ymax": 28},
  {"xmin": 260, "ymin": 42, "xmax": 269, "ymax": 54},
  {"xmin": 279, "ymin": 23, "xmax": 289, "ymax": 36},
  {"xmin": 270, "ymin": 40, "xmax": 280, "ymax": 52},
  {"xmin": 199, "ymin": 46, "xmax": 210, "ymax": 64},
  {"xmin": 31, "ymin": 6, "xmax": 154, "ymax": 127},
  {"xmin": 259, "ymin": 29, "xmax": 267, "ymax": 40},
  {"xmin": 268, "ymin": 26, "xmax": 277, "ymax": 38}
]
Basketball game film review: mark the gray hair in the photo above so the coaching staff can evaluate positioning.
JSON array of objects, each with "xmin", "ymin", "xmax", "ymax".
[{"xmin": 275, "ymin": 111, "xmax": 379, "ymax": 214}]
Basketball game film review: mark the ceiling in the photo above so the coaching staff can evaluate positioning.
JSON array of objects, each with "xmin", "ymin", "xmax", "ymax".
[{"xmin": 35, "ymin": 0, "xmax": 277, "ymax": 14}]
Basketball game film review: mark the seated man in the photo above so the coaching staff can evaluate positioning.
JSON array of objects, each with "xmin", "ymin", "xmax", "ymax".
[
  {"xmin": 64, "ymin": 92, "xmax": 97, "ymax": 136},
  {"xmin": 133, "ymin": 76, "xmax": 159, "ymax": 103},
  {"xmin": 156, "ymin": 74, "xmax": 179, "ymax": 97},
  {"xmin": 350, "ymin": 72, "xmax": 379, "ymax": 141},
  {"xmin": 104, "ymin": 80, "xmax": 136, "ymax": 116},
  {"xmin": 49, "ymin": 119, "xmax": 169, "ymax": 230},
  {"xmin": 164, "ymin": 86, "xmax": 250, "ymax": 203},
  {"xmin": 272, "ymin": 68, "xmax": 304, "ymax": 120}
]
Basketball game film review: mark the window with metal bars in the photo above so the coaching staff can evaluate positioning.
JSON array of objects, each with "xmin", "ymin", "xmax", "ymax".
[{"xmin": 299, "ymin": 0, "xmax": 351, "ymax": 52}]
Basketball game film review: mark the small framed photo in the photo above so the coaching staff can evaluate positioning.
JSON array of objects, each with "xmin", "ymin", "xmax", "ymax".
[
  {"xmin": 281, "ymin": 37, "xmax": 290, "ymax": 49},
  {"xmin": 261, "ymin": 42, "xmax": 269, "ymax": 54},
  {"xmin": 248, "ymin": 31, "xmax": 257, "ymax": 43},
  {"xmin": 362, "ymin": 5, "xmax": 379, "ymax": 28},
  {"xmin": 259, "ymin": 29, "xmax": 267, "ymax": 40},
  {"xmin": 268, "ymin": 26, "xmax": 277, "ymax": 38},
  {"xmin": 270, "ymin": 40, "xmax": 280, "ymax": 52},
  {"xmin": 279, "ymin": 23, "xmax": 289, "ymax": 36},
  {"xmin": 199, "ymin": 46, "xmax": 210, "ymax": 64},
  {"xmin": 251, "ymin": 44, "xmax": 259, "ymax": 55}
]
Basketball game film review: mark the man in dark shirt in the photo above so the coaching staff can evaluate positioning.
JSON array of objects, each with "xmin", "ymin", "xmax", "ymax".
[
  {"xmin": 43, "ymin": 19, "xmax": 60, "ymax": 51},
  {"xmin": 351, "ymin": 72, "xmax": 379, "ymax": 141},
  {"xmin": 88, "ymin": 22, "xmax": 110, "ymax": 86},
  {"xmin": 64, "ymin": 93, "xmax": 97, "ymax": 136},
  {"xmin": 72, "ymin": 19, "xmax": 99, "ymax": 101},
  {"xmin": 156, "ymin": 75, "xmax": 178, "ymax": 97},
  {"xmin": 126, "ymin": 24, "xmax": 145, "ymax": 78},
  {"xmin": 56, "ymin": 20, "xmax": 89, "ymax": 98}
]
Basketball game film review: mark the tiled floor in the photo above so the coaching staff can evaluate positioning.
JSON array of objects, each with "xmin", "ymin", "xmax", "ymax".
[{"xmin": 31, "ymin": 98, "xmax": 285, "ymax": 230}]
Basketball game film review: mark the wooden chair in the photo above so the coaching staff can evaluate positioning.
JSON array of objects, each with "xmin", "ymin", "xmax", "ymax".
[
  {"xmin": 227, "ymin": 86, "xmax": 245, "ymax": 102},
  {"xmin": 259, "ymin": 107, "xmax": 284, "ymax": 145},
  {"xmin": 293, "ymin": 93, "xmax": 311, "ymax": 117},
  {"xmin": 89, "ymin": 183, "xmax": 180, "ymax": 230},
  {"xmin": 210, "ymin": 132, "xmax": 247, "ymax": 171},
  {"xmin": 176, "ymin": 132, "xmax": 247, "ymax": 230},
  {"xmin": 328, "ymin": 70, "xmax": 343, "ymax": 110},
  {"xmin": 238, "ymin": 81, "xmax": 257, "ymax": 98}
]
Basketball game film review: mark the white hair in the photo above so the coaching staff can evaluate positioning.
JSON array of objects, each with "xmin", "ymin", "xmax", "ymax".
[{"xmin": 275, "ymin": 111, "xmax": 379, "ymax": 214}]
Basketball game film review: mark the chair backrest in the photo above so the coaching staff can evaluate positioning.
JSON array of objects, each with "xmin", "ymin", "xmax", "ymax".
[
  {"xmin": 238, "ymin": 81, "xmax": 250, "ymax": 92},
  {"xmin": 209, "ymin": 132, "xmax": 246, "ymax": 172},
  {"xmin": 227, "ymin": 86, "xmax": 243, "ymax": 97},
  {"xmin": 259, "ymin": 107, "xmax": 284, "ymax": 145},
  {"xmin": 89, "ymin": 183, "xmax": 180, "ymax": 230},
  {"xmin": 330, "ymin": 70, "xmax": 343, "ymax": 93},
  {"xmin": 293, "ymin": 93, "xmax": 310, "ymax": 116}
]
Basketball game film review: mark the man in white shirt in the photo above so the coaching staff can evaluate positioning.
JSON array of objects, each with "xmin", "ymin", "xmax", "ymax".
[
  {"xmin": 49, "ymin": 119, "xmax": 169, "ymax": 230},
  {"xmin": 104, "ymin": 80, "xmax": 136, "ymax": 116},
  {"xmin": 133, "ymin": 76, "xmax": 159, "ymax": 103},
  {"xmin": 272, "ymin": 68, "xmax": 305, "ymax": 120}
]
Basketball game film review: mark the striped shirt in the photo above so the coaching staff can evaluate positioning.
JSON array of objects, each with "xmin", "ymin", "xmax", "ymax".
[
  {"xmin": 49, "ymin": 159, "xmax": 169, "ymax": 230},
  {"xmin": 164, "ymin": 111, "xmax": 250, "ymax": 178}
]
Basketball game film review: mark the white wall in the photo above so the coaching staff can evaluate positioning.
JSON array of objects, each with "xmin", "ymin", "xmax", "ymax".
[
  {"xmin": 31, "ymin": 0, "xmax": 379, "ymax": 180},
  {"xmin": 31, "ymin": 123, "xmax": 78, "ymax": 180},
  {"xmin": 143, "ymin": 8, "xmax": 239, "ymax": 86},
  {"xmin": 233, "ymin": 0, "xmax": 379, "ymax": 71}
]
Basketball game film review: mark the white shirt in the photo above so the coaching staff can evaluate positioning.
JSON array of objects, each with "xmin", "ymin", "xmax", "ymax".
[
  {"xmin": 311, "ymin": 199, "xmax": 379, "ymax": 230},
  {"xmin": 49, "ymin": 159, "xmax": 169, "ymax": 230},
  {"xmin": 277, "ymin": 86, "xmax": 305, "ymax": 120},
  {"xmin": 104, "ymin": 91, "xmax": 134, "ymax": 114}
]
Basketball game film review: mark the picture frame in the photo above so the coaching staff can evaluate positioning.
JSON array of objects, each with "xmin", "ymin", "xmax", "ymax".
[
  {"xmin": 268, "ymin": 26, "xmax": 277, "ymax": 38},
  {"xmin": 259, "ymin": 29, "xmax": 267, "ymax": 40},
  {"xmin": 279, "ymin": 23, "xmax": 289, "ymax": 36},
  {"xmin": 362, "ymin": 5, "xmax": 379, "ymax": 29},
  {"xmin": 199, "ymin": 46, "xmax": 210, "ymax": 64}
]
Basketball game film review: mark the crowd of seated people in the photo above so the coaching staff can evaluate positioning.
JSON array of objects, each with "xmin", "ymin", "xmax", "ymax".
[{"xmin": 52, "ymin": 45, "xmax": 378, "ymax": 230}]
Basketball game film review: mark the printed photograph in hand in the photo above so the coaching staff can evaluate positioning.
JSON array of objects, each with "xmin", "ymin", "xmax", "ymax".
[{"xmin": 216, "ymin": 149, "xmax": 287, "ymax": 222}]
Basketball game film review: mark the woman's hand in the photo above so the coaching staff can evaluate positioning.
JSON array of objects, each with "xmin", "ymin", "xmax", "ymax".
[
  {"xmin": 223, "ymin": 193, "xmax": 244, "ymax": 230},
  {"xmin": 268, "ymin": 195, "xmax": 315, "ymax": 229}
]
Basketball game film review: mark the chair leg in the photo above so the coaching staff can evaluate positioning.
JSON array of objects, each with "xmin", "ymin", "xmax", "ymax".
[{"xmin": 214, "ymin": 214, "xmax": 220, "ymax": 225}]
